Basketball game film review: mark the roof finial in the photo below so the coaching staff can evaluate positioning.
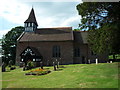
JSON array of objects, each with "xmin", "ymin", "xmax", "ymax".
[{"xmin": 32, "ymin": 5, "xmax": 33, "ymax": 9}]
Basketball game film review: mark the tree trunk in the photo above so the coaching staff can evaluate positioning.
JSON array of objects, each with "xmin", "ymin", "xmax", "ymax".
[{"xmin": 113, "ymin": 54, "xmax": 116, "ymax": 61}]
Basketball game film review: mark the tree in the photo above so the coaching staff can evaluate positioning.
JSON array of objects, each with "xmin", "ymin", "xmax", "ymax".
[
  {"xmin": 2, "ymin": 26, "xmax": 24, "ymax": 64},
  {"xmin": 76, "ymin": 2, "xmax": 120, "ymax": 58},
  {"xmin": 77, "ymin": 2, "xmax": 120, "ymax": 30}
]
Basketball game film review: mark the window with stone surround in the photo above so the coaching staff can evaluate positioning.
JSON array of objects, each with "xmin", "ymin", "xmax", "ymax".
[
  {"xmin": 74, "ymin": 48, "xmax": 80, "ymax": 57},
  {"xmin": 52, "ymin": 46, "xmax": 60, "ymax": 57}
]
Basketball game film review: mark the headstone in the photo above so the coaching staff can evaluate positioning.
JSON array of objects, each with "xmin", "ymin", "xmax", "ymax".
[
  {"xmin": 26, "ymin": 65, "xmax": 29, "ymax": 70},
  {"xmin": 88, "ymin": 59, "xmax": 91, "ymax": 64},
  {"xmin": 96, "ymin": 58, "xmax": 98, "ymax": 64},
  {"xmin": 60, "ymin": 58, "xmax": 62, "ymax": 64},
  {"xmin": 8, "ymin": 60, "xmax": 12, "ymax": 67},
  {"xmin": 57, "ymin": 62, "xmax": 59, "ymax": 68},
  {"xmin": 23, "ymin": 66, "xmax": 26, "ymax": 71},
  {"xmin": 53, "ymin": 62, "xmax": 56, "ymax": 71},
  {"xmin": 110, "ymin": 61, "xmax": 112, "ymax": 63},
  {"xmin": 40, "ymin": 62, "xmax": 43, "ymax": 69},
  {"xmin": 2, "ymin": 62, "xmax": 6, "ymax": 72}
]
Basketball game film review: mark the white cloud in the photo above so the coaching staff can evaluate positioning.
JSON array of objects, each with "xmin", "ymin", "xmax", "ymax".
[
  {"xmin": 60, "ymin": 16, "xmax": 81, "ymax": 28},
  {"xmin": 0, "ymin": 0, "xmax": 82, "ymax": 32},
  {"xmin": 0, "ymin": 0, "xmax": 30, "ymax": 24}
]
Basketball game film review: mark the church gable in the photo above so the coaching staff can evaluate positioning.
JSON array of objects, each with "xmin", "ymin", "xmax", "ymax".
[
  {"xmin": 20, "ymin": 46, "xmax": 42, "ymax": 62},
  {"xmin": 20, "ymin": 47, "xmax": 35, "ymax": 56}
]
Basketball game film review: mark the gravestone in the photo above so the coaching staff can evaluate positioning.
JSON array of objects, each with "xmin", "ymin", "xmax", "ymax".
[
  {"xmin": 47, "ymin": 60, "xmax": 49, "ymax": 66},
  {"xmin": 2, "ymin": 62, "xmax": 6, "ymax": 72},
  {"xmin": 110, "ymin": 61, "xmax": 112, "ymax": 63},
  {"xmin": 96, "ymin": 58, "xmax": 98, "ymax": 64},
  {"xmin": 40, "ymin": 62, "xmax": 43, "ymax": 69},
  {"xmin": 8, "ymin": 60, "xmax": 13, "ymax": 67},
  {"xmin": 23, "ymin": 66, "xmax": 26, "ymax": 71},
  {"xmin": 23, "ymin": 62, "xmax": 26, "ymax": 71},
  {"xmin": 53, "ymin": 62, "xmax": 56, "ymax": 71},
  {"xmin": 57, "ymin": 62, "xmax": 59, "ymax": 68},
  {"xmin": 88, "ymin": 59, "xmax": 91, "ymax": 64}
]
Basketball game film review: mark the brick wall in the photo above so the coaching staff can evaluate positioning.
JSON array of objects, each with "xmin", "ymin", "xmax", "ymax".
[
  {"xmin": 16, "ymin": 41, "xmax": 108, "ymax": 66},
  {"xmin": 16, "ymin": 41, "xmax": 74, "ymax": 66}
]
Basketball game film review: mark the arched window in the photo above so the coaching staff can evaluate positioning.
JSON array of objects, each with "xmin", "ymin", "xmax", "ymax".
[
  {"xmin": 74, "ymin": 48, "xmax": 80, "ymax": 57},
  {"xmin": 52, "ymin": 46, "xmax": 60, "ymax": 57}
]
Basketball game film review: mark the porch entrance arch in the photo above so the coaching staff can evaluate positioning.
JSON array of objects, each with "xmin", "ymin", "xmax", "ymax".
[{"xmin": 20, "ymin": 46, "xmax": 42, "ymax": 66}]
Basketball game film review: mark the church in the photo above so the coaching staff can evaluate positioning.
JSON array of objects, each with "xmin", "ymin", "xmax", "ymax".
[{"xmin": 16, "ymin": 8, "xmax": 108, "ymax": 66}]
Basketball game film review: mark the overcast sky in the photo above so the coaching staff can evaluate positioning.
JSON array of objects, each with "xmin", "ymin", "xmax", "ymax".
[{"xmin": 0, "ymin": 0, "xmax": 82, "ymax": 39}]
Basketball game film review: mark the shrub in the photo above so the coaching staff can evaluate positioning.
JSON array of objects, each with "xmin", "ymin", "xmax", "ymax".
[{"xmin": 27, "ymin": 61, "xmax": 34, "ymax": 70}]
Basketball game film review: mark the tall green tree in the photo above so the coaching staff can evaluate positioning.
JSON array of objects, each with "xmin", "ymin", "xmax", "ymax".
[
  {"xmin": 2, "ymin": 26, "xmax": 24, "ymax": 64},
  {"xmin": 77, "ymin": 2, "xmax": 120, "ymax": 30},
  {"xmin": 76, "ymin": 2, "xmax": 120, "ymax": 58}
]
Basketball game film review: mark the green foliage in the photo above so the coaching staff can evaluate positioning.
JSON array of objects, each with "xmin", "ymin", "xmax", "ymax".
[
  {"xmin": 2, "ymin": 26, "xmax": 24, "ymax": 65},
  {"xmin": 26, "ymin": 61, "xmax": 34, "ymax": 70},
  {"xmin": 2, "ymin": 63, "xmax": 118, "ymax": 88},
  {"xmin": 73, "ymin": 28, "xmax": 81, "ymax": 31},
  {"xmin": 77, "ymin": 2, "xmax": 120, "ymax": 55},
  {"xmin": 77, "ymin": 2, "xmax": 120, "ymax": 30},
  {"xmin": 88, "ymin": 23, "xmax": 120, "ymax": 54}
]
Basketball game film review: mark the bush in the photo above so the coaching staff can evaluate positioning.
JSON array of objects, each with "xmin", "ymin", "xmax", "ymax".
[{"xmin": 27, "ymin": 61, "xmax": 34, "ymax": 70}]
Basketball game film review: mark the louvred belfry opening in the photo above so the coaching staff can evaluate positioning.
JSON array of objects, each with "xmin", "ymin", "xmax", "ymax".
[{"xmin": 24, "ymin": 8, "xmax": 38, "ymax": 32}]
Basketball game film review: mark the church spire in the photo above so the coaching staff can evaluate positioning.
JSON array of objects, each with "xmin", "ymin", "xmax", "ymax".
[
  {"xmin": 24, "ymin": 8, "xmax": 38, "ymax": 26},
  {"xmin": 24, "ymin": 8, "xmax": 38, "ymax": 32}
]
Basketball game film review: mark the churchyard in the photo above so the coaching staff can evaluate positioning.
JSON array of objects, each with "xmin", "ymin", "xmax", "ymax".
[{"xmin": 1, "ymin": 62, "xmax": 119, "ymax": 88}]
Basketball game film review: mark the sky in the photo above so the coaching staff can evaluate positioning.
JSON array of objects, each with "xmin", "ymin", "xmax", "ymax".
[{"xmin": 0, "ymin": 0, "xmax": 82, "ymax": 39}]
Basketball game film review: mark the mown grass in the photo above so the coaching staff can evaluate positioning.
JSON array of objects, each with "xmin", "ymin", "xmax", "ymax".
[{"xmin": 2, "ymin": 62, "xmax": 119, "ymax": 88}]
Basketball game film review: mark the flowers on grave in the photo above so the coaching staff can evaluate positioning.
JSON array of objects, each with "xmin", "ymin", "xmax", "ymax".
[
  {"xmin": 25, "ymin": 68, "xmax": 51, "ymax": 76},
  {"xmin": 30, "ymin": 68, "xmax": 45, "ymax": 72}
]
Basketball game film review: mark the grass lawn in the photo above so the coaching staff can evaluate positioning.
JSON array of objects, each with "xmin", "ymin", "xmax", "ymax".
[{"xmin": 1, "ymin": 62, "xmax": 119, "ymax": 88}]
